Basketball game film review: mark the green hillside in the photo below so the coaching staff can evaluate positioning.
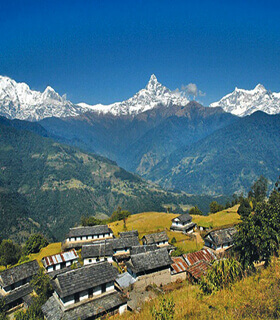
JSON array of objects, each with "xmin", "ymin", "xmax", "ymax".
[
  {"xmin": 0, "ymin": 117, "xmax": 225, "ymax": 242},
  {"xmin": 149, "ymin": 112, "xmax": 280, "ymax": 195}
]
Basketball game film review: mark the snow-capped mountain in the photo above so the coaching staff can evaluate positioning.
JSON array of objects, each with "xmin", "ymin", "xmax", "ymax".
[
  {"xmin": 78, "ymin": 74, "xmax": 189, "ymax": 116},
  {"xmin": 210, "ymin": 84, "xmax": 280, "ymax": 117},
  {"xmin": 0, "ymin": 76, "xmax": 86, "ymax": 121},
  {"xmin": 0, "ymin": 74, "xmax": 189, "ymax": 121}
]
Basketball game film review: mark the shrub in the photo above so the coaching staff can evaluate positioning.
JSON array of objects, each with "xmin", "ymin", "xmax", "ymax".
[
  {"xmin": 200, "ymin": 258, "xmax": 243, "ymax": 294},
  {"xmin": 23, "ymin": 234, "xmax": 49, "ymax": 255},
  {"xmin": 151, "ymin": 296, "xmax": 175, "ymax": 320}
]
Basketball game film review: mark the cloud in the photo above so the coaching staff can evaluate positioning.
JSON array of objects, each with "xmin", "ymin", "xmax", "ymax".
[{"xmin": 173, "ymin": 83, "xmax": 206, "ymax": 100}]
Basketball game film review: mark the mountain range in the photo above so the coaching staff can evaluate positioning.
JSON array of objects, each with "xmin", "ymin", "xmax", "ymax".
[
  {"xmin": 0, "ymin": 74, "xmax": 279, "ymax": 199},
  {"xmin": 210, "ymin": 84, "xmax": 280, "ymax": 116}
]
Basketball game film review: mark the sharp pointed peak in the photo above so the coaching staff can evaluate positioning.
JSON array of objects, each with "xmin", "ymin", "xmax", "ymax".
[
  {"xmin": 44, "ymin": 85, "xmax": 55, "ymax": 92},
  {"xmin": 254, "ymin": 83, "xmax": 266, "ymax": 91}
]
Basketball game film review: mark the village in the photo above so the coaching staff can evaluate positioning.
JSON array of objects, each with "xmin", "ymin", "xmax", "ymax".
[{"xmin": 0, "ymin": 210, "xmax": 238, "ymax": 320}]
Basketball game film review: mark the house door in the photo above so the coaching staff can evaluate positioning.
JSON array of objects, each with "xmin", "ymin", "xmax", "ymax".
[
  {"xmin": 74, "ymin": 292, "xmax": 80, "ymax": 303},
  {"xmin": 101, "ymin": 283, "xmax": 106, "ymax": 294}
]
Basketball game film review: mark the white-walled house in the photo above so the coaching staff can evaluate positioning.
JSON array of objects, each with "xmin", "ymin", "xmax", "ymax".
[
  {"xmin": 42, "ymin": 262, "xmax": 128, "ymax": 320},
  {"xmin": 63, "ymin": 225, "xmax": 114, "ymax": 249},
  {"xmin": 0, "ymin": 260, "xmax": 39, "ymax": 310},
  {"xmin": 82, "ymin": 242, "xmax": 114, "ymax": 265},
  {"xmin": 170, "ymin": 214, "xmax": 196, "ymax": 233},
  {"xmin": 204, "ymin": 227, "xmax": 237, "ymax": 251},
  {"xmin": 42, "ymin": 249, "xmax": 79, "ymax": 273},
  {"xmin": 141, "ymin": 231, "xmax": 169, "ymax": 248}
]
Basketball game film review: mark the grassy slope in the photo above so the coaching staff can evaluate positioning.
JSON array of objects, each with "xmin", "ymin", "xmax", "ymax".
[
  {"xmin": 109, "ymin": 206, "xmax": 239, "ymax": 253},
  {"xmin": 113, "ymin": 257, "xmax": 280, "ymax": 320},
  {"xmin": 192, "ymin": 205, "xmax": 240, "ymax": 228}
]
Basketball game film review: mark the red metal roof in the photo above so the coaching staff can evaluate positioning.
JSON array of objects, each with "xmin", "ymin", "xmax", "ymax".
[
  {"xmin": 187, "ymin": 260, "xmax": 210, "ymax": 280},
  {"xmin": 171, "ymin": 257, "xmax": 189, "ymax": 274},
  {"xmin": 183, "ymin": 248, "xmax": 216, "ymax": 266}
]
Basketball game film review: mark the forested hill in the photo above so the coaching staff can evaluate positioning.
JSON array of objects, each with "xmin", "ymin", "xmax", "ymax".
[
  {"xmin": 0, "ymin": 117, "xmax": 225, "ymax": 242},
  {"xmin": 148, "ymin": 111, "xmax": 280, "ymax": 195}
]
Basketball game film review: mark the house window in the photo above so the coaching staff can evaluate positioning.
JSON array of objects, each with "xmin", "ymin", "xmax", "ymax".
[
  {"xmin": 96, "ymin": 257, "xmax": 100, "ymax": 262},
  {"xmin": 89, "ymin": 259, "xmax": 92, "ymax": 263}
]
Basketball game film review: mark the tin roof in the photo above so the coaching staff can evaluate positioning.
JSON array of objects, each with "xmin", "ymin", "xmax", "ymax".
[
  {"xmin": 171, "ymin": 257, "xmax": 189, "ymax": 274},
  {"xmin": 187, "ymin": 260, "xmax": 211, "ymax": 280},
  {"xmin": 42, "ymin": 249, "xmax": 78, "ymax": 268},
  {"xmin": 183, "ymin": 249, "xmax": 216, "ymax": 266}
]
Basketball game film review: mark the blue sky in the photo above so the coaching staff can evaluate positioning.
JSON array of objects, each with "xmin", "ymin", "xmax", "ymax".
[{"xmin": 0, "ymin": 0, "xmax": 280, "ymax": 105}]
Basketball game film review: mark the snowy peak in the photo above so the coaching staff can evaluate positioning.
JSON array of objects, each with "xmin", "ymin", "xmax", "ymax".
[
  {"xmin": 78, "ymin": 74, "xmax": 189, "ymax": 116},
  {"xmin": 210, "ymin": 84, "xmax": 280, "ymax": 117},
  {"xmin": 0, "ymin": 76, "xmax": 85, "ymax": 121}
]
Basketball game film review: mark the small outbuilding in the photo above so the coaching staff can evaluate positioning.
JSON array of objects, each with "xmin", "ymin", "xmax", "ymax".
[{"xmin": 183, "ymin": 248, "xmax": 217, "ymax": 266}]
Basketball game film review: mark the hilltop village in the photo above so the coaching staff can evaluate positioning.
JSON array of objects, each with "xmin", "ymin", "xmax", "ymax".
[{"xmin": 0, "ymin": 209, "xmax": 239, "ymax": 320}]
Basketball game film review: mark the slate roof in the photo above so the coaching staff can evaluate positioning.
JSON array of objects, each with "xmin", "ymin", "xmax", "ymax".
[
  {"xmin": 108, "ymin": 237, "xmax": 140, "ymax": 250},
  {"xmin": 204, "ymin": 227, "xmax": 237, "ymax": 246},
  {"xmin": 52, "ymin": 262, "xmax": 118, "ymax": 298},
  {"xmin": 42, "ymin": 249, "xmax": 78, "ymax": 268},
  {"xmin": 42, "ymin": 291, "xmax": 127, "ymax": 320},
  {"xmin": 130, "ymin": 244, "xmax": 158, "ymax": 255},
  {"xmin": 81, "ymin": 242, "xmax": 114, "ymax": 259},
  {"xmin": 119, "ymin": 230, "xmax": 139, "ymax": 238},
  {"xmin": 172, "ymin": 214, "xmax": 192, "ymax": 223},
  {"xmin": 0, "ymin": 283, "xmax": 33, "ymax": 305},
  {"xmin": 171, "ymin": 222, "xmax": 196, "ymax": 232},
  {"xmin": 0, "ymin": 260, "xmax": 39, "ymax": 287},
  {"xmin": 171, "ymin": 257, "xmax": 189, "ymax": 274},
  {"xmin": 127, "ymin": 248, "xmax": 172, "ymax": 274},
  {"xmin": 67, "ymin": 225, "xmax": 112, "ymax": 238},
  {"xmin": 115, "ymin": 272, "xmax": 136, "ymax": 289},
  {"xmin": 183, "ymin": 249, "xmax": 217, "ymax": 266},
  {"xmin": 187, "ymin": 260, "xmax": 211, "ymax": 280},
  {"xmin": 142, "ymin": 231, "xmax": 169, "ymax": 244}
]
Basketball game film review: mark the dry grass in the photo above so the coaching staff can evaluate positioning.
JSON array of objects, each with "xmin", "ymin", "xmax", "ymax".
[
  {"xmin": 112, "ymin": 257, "xmax": 280, "ymax": 320},
  {"xmin": 28, "ymin": 242, "xmax": 62, "ymax": 267},
  {"xmin": 192, "ymin": 205, "xmax": 240, "ymax": 228}
]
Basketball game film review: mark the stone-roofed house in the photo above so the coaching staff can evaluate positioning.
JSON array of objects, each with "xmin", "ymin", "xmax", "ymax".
[
  {"xmin": 81, "ymin": 242, "xmax": 114, "ymax": 265},
  {"xmin": 130, "ymin": 244, "xmax": 158, "ymax": 255},
  {"xmin": 0, "ymin": 260, "xmax": 39, "ymax": 310},
  {"xmin": 42, "ymin": 262, "xmax": 127, "ymax": 320},
  {"xmin": 141, "ymin": 231, "xmax": 169, "ymax": 248},
  {"xmin": 106, "ymin": 237, "xmax": 140, "ymax": 262},
  {"xmin": 183, "ymin": 248, "xmax": 217, "ymax": 266},
  {"xmin": 42, "ymin": 249, "xmax": 79, "ymax": 273},
  {"xmin": 119, "ymin": 230, "xmax": 139, "ymax": 238},
  {"xmin": 126, "ymin": 249, "xmax": 173, "ymax": 289},
  {"xmin": 170, "ymin": 214, "xmax": 196, "ymax": 233},
  {"xmin": 63, "ymin": 225, "xmax": 114, "ymax": 250},
  {"xmin": 204, "ymin": 227, "xmax": 237, "ymax": 251}
]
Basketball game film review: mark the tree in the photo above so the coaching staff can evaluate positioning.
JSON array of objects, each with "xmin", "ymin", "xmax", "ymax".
[
  {"xmin": 189, "ymin": 206, "xmax": 203, "ymax": 215},
  {"xmin": 237, "ymin": 198, "xmax": 252, "ymax": 219},
  {"xmin": 151, "ymin": 296, "xmax": 175, "ymax": 320},
  {"xmin": 81, "ymin": 216, "xmax": 105, "ymax": 226},
  {"xmin": 14, "ymin": 297, "xmax": 44, "ymax": 320},
  {"xmin": 0, "ymin": 240, "xmax": 21, "ymax": 267},
  {"xmin": 30, "ymin": 268, "xmax": 53, "ymax": 302},
  {"xmin": 248, "ymin": 175, "xmax": 268, "ymax": 203},
  {"xmin": 200, "ymin": 259, "xmax": 243, "ymax": 294},
  {"xmin": 209, "ymin": 201, "xmax": 224, "ymax": 214},
  {"xmin": 234, "ymin": 189, "xmax": 280, "ymax": 269},
  {"xmin": 170, "ymin": 237, "xmax": 177, "ymax": 245},
  {"xmin": 110, "ymin": 207, "xmax": 131, "ymax": 222},
  {"xmin": 23, "ymin": 234, "xmax": 49, "ymax": 255}
]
